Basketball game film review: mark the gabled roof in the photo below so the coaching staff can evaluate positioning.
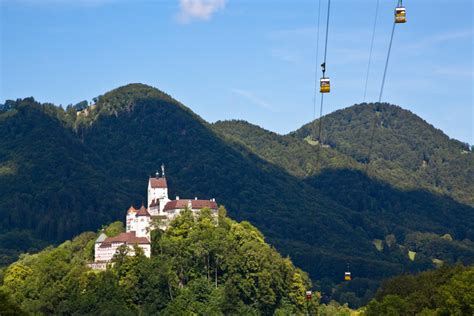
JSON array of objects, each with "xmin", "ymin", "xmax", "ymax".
[
  {"xmin": 136, "ymin": 205, "xmax": 150, "ymax": 217},
  {"xmin": 149, "ymin": 177, "xmax": 167, "ymax": 189},
  {"xmin": 127, "ymin": 206, "xmax": 137, "ymax": 214},
  {"xmin": 99, "ymin": 231, "xmax": 150, "ymax": 248},
  {"xmin": 163, "ymin": 199, "xmax": 218, "ymax": 212}
]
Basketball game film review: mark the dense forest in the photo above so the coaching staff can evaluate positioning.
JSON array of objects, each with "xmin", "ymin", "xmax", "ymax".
[
  {"xmin": 1, "ymin": 209, "xmax": 471, "ymax": 315},
  {"xmin": 0, "ymin": 208, "xmax": 319, "ymax": 315},
  {"xmin": 294, "ymin": 103, "xmax": 474, "ymax": 206},
  {"xmin": 364, "ymin": 264, "xmax": 473, "ymax": 315},
  {"xmin": 1, "ymin": 84, "xmax": 473, "ymax": 307}
]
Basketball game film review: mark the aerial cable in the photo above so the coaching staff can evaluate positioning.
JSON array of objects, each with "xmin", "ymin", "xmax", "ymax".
[
  {"xmin": 366, "ymin": 2, "xmax": 399, "ymax": 173},
  {"xmin": 312, "ymin": 0, "xmax": 322, "ymax": 122},
  {"xmin": 378, "ymin": 21, "xmax": 396, "ymax": 103},
  {"xmin": 322, "ymin": 0, "xmax": 331, "ymax": 66},
  {"xmin": 315, "ymin": 0, "xmax": 331, "ymax": 168},
  {"xmin": 363, "ymin": 0, "xmax": 381, "ymax": 102}
]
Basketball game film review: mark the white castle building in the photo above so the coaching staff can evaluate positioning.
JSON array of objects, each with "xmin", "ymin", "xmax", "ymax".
[{"xmin": 90, "ymin": 166, "xmax": 218, "ymax": 269}]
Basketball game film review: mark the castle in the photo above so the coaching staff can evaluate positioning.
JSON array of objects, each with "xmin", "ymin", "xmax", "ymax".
[{"xmin": 90, "ymin": 166, "xmax": 218, "ymax": 269}]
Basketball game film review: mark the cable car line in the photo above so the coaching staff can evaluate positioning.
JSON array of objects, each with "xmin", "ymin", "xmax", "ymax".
[
  {"xmin": 315, "ymin": 0, "xmax": 332, "ymax": 168},
  {"xmin": 312, "ymin": 0, "xmax": 322, "ymax": 121},
  {"xmin": 366, "ymin": 0, "xmax": 403, "ymax": 173},
  {"xmin": 322, "ymin": 0, "xmax": 331, "ymax": 69},
  {"xmin": 363, "ymin": 0, "xmax": 381, "ymax": 102}
]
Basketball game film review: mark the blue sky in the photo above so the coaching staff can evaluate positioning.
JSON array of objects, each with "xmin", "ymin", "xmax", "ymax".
[{"xmin": 1, "ymin": 0, "xmax": 473, "ymax": 144}]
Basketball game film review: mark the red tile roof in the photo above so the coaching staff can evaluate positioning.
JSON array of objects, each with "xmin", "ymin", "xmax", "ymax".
[
  {"xmin": 163, "ymin": 199, "xmax": 218, "ymax": 212},
  {"xmin": 149, "ymin": 177, "xmax": 167, "ymax": 188},
  {"xmin": 99, "ymin": 231, "xmax": 149, "ymax": 248},
  {"xmin": 127, "ymin": 206, "xmax": 137, "ymax": 214},
  {"xmin": 136, "ymin": 206, "xmax": 150, "ymax": 217},
  {"xmin": 192, "ymin": 200, "xmax": 218, "ymax": 209}
]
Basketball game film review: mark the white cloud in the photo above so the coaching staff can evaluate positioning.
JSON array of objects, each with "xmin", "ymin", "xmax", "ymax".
[{"xmin": 177, "ymin": 0, "xmax": 226, "ymax": 24}]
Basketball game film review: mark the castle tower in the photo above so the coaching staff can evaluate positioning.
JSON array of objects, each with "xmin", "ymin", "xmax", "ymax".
[
  {"xmin": 126, "ymin": 206, "xmax": 137, "ymax": 232},
  {"xmin": 148, "ymin": 164, "xmax": 169, "ymax": 214},
  {"xmin": 135, "ymin": 205, "xmax": 151, "ymax": 239}
]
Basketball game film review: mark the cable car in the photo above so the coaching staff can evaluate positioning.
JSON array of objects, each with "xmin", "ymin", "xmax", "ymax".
[
  {"xmin": 395, "ymin": 6, "xmax": 406, "ymax": 23},
  {"xmin": 306, "ymin": 290, "xmax": 312, "ymax": 300},
  {"xmin": 320, "ymin": 77, "xmax": 330, "ymax": 93},
  {"xmin": 344, "ymin": 271, "xmax": 352, "ymax": 281}
]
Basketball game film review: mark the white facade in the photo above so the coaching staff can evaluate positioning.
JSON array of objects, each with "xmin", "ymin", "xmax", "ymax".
[
  {"xmin": 91, "ymin": 170, "xmax": 218, "ymax": 269},
  {"xmin": 94, "ymin": 240, "xmax": 151, "ymax": 263},
  {"xmin": 135, "ymin": 214, "xmax": 151, "ymax": 238}
]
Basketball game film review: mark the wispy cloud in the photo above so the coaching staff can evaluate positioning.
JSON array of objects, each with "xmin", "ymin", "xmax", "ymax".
[
  {"xmin": 231, "ymin": 89, "xmax": 276, "ymax": 112},
  {"xmin": 177, "ymin": 0, "xmax": 226, "ymax": 24}
]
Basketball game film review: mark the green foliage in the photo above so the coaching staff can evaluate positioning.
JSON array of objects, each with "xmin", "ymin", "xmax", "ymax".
[
  {"xmin": 0, "ymin": 209, "xmax": 315, "ymax": 315},
  {"xmin": 437, "ymin": 268, "xmax": 474, "ymax": 315},
  {"xmin": 1, "ymin": 84, "xmax": 473, "ymax": 308},
  {"xmin": 104, "ymin": 221, "xmax": 125, "ymax": 237},
  {"xmin": 213, "ymin": 120, "xmax": 359, "ymax": 177},
  {"xmin": 214, "ymin": 117, "xmax": 474, "ymax": 307},
  {"xmin": 294, "ymin": 103, "xmax": 474, "ymax": 207},
  {"xmin": 364, "ymin": 264, "xmax": 474, "ymax": 315},
  {"xmin": 364, "ymin": 295, "xmax": 409, "ymax": 316},
  {"xmin": 0, "ymin": 287, "xmax": 27, "ymax": 315}
]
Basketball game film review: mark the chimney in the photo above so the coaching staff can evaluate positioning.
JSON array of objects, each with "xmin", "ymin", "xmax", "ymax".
[
  {"xmin": 195, "ymin": 197, "xmax": 197, "ymax": 200},
  {"xmin": 176, "ymin": 196, "xmax": 180, "ymax": 200}
]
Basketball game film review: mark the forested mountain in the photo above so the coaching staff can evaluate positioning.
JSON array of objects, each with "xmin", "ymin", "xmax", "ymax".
[
  {"xmin": 214, "ymin": 104, "xmax": 474, "ymax": 208},
  {"xmin": 212, "ymin": 120, "xmax": 360, "ymax": 177},
  {"xmin": 1, "ymin": 84, "xmax": 473, "ymax": 307},
  {"xmin": 294, "ymin": 103, "xmax": 474, "ymax": 206}
]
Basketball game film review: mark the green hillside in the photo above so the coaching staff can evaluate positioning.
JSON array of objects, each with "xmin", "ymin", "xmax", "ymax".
[
  {"xmin": 213, "ymin": 120, "xmax": 360, "ymax": 177},
  {"xmin": 1, "ymin": 84, "xmax": 473, "ymax": 307},
  {"xmin": 364, "ymin": 264, "xmax": 473, "ymax": 315},
  {"xmin": 294, "ymin": 103, "xmax": 474, "ymax": 206},
  {"xmin": 0, "ymin": 209, "xmax": 318, "ymax": 315}
]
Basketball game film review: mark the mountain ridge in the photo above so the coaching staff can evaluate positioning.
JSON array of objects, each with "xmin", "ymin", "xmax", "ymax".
[{"xmin": 1, "ymin": 84, "xmax": 473, "ymax": 306}]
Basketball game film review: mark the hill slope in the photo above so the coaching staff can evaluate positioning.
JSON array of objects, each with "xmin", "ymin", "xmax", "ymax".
[
  {"xmin": 1, "ymin": 85, "xmax": 473, "ymax": 304},
  {"xmin": 294, "ymin": 103, "xmax": 474, "ymax": 206},
  {"xmin": 0, "ymin": 210, "xmax": 317, "ymax": 315}
]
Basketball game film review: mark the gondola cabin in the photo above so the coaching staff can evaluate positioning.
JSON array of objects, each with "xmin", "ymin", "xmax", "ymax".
[
  {"xmin": 306, "ymin": 290, "xmax": 312, "ymax": 300},
  {"xmin": 320, "ymin": 77, "xmax": 330, "ymax": 93},
  {"xmin": 344, "ymin": 271, "xmax": 352, "ymax": 281},
  {"xmin": 395, "ymin": 6, "xmax": 406, "ymax": 23}
]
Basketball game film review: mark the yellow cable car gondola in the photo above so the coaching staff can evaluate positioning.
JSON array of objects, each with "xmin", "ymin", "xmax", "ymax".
[
  {"xmin": 320, "ymin": 62, "xmax": 330, "ymax": 93},
  {"xmin": 344, "ymin": 271, "xmax": 352, "ymax": 281},
  {"xmin": 320, "ymin": 77, "xmax": 330, "ymax": 93},
  {"xmin": 395, "ymin": 5, "xmax": 406, "ymax": 23}
]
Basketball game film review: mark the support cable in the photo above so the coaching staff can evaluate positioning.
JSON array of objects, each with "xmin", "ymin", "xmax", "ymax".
[
  {"xmin": 363, "ymin": 0, "xmax": 380, "ymax": 102},
  {"xmin": 366, "ymin": 15, "xmax": 397, "ymax": 173},
  {"xmin": 312, "ymin": 0, "xmax": 322, "ymax": 121},
  {"xmin": 315, "ymin": 0, "xmax": 331, "ymax": 168}
]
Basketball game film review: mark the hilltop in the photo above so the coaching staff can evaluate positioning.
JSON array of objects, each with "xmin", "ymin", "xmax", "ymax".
[
  {"xmin": 294, "ymin": 103, "xmax": 474, "ymax": 206},
  {"xmin": 0, "ymin": 209, "xmax": 318, "ymax": 315}
]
